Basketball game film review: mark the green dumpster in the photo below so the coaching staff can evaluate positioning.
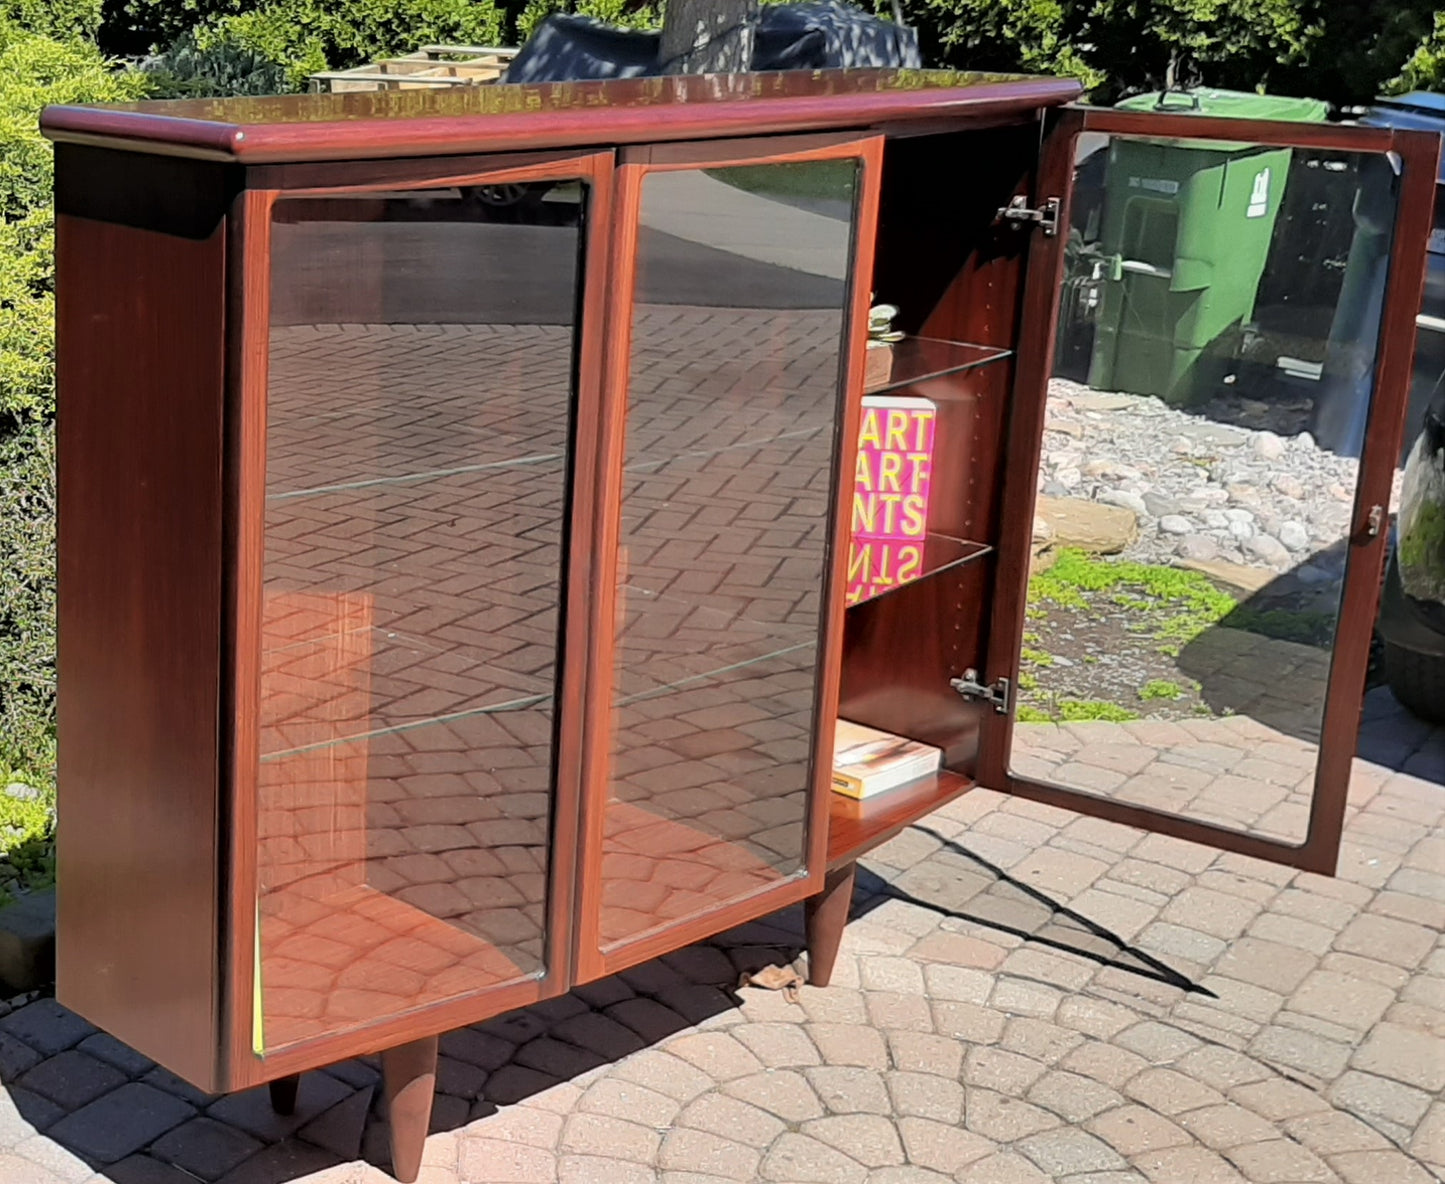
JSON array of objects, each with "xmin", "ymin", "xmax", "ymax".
[{"xmin": 1088, "ymin": 89, "xmax": 1329, "ymax": 405}]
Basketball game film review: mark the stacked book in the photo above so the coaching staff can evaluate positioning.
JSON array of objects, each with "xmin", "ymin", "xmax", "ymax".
[{"xmin": 832, "ymin": 719, "xmax": 941, "ymax": 799}]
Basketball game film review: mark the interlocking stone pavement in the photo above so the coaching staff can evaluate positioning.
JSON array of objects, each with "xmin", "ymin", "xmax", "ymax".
[{"xmin": 1, "ymin": 685, "xmax": 1440, "ymax": 1183}]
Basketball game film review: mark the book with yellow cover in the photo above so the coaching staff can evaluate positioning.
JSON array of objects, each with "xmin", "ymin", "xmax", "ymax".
[
  {"xmin": 832, "ymin": 719, "xmax": 942, "ymax": 799},
  {"xmin": 846, "ymin": 394, "xmax": 937, "ymax": 604}
]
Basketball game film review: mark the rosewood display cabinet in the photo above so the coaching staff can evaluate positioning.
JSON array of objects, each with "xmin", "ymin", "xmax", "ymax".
[{"xmin": 43, "ymin": 70, "xmax": 1439, "ymax": 1181}]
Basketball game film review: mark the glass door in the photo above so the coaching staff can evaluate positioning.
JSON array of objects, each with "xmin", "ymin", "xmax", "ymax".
[
  {"xmin": 235, "ymin": 151, "xmax": 613, "ymax": 1073},
  {"xmin": 576, "ymin": 134, "xmax": 883, "ymax": 979},
  {"xmin": 980, "ymin": 109, "xmax": 1440, "ymax": 874}
]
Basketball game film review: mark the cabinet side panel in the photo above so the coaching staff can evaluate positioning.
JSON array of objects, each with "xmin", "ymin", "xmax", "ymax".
[{"xmin": 55, "ymin": 179, "xmax": 228, "ymax": 1088}]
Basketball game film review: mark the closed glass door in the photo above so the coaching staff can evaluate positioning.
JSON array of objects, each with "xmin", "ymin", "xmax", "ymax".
[
  {"xmin": 243, "ymin": 153, "xmax": 611, "ymax": 1063},
  {"xmin": 577, "ymin": 136, "xmax": 883, "ymax": 979}
]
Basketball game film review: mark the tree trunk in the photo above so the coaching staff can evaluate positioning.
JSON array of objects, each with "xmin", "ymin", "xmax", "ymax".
[{"xmin": 659, "ymin": 0, "xmax": 759, "ymax": 73}]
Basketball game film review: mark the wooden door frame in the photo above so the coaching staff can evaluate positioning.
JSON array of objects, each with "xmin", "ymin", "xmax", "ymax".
[
  {"xmin": 572, "ymin": 131, "xmax": 885, "ymax": 983},
  {"xmin": 979, "ymin": 108, "xmax": 1441, "ymax": 875},
  {"xmin": 221, "ymin": 149, "xmax": 615, "ymax": 1089}
]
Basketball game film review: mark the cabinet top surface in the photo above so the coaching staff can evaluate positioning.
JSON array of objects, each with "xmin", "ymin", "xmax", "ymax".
[{"xmin": 41, "ymin": 67, "xmax": 1081, "ymax": 163}]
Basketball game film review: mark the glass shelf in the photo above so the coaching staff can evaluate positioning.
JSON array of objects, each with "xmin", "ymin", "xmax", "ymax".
[
  {"xmin": 865, "ymin": 337, "xmax": 1013, "ymax": 396},
  {"xmin": 847, "ymin": 534, "xmax": 993, "ymax": 609}
]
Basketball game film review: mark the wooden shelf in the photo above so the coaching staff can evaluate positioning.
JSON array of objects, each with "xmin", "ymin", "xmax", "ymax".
[
  {"xmin": 847, "ymin": 535, "xmax": 992, "ymax": 609},
  {"xmin": 865, "ymin": 337, "xmax": 1013, "ymax": 396},
  {"xmin": 827, "ymin": 768, "xmax": 974, "ymax": 868}
]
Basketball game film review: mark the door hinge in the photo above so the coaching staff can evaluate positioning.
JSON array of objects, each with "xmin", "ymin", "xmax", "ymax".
[
  {"xmin": 997, "ymin": 195, "xmax": 1060, "ymax": 236},
  {"xmin": 951, "ymin": 669, "xmax": 1011, "ymax": 714}
]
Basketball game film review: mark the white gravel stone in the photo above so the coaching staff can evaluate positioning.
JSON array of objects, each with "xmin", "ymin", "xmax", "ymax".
[
  {"xmin": 1244, "ymin": 533, "xmax": 1291, "ymax": 567},
  {"xmin": 1254, "ymin": 431, "xmax": 1286, "ymax": 460},
  {"xmin": 1176, "ymin": 535, "xmax": 1219, "ymax": 561},
  {"xmin": 1039, "ymin": 377, "xmax": 1366, "ymax": 579},
  {"xmin": 1271, "ymin": 473, "xmax": 1306, "ymax": 499},
  {"xmin": 1279, "ymin": 521, "xmax": 1311, "ymax": 551},
  {"xmin": 1098, "ymin": 489, "xmax": 1148, "ymax": 516}
]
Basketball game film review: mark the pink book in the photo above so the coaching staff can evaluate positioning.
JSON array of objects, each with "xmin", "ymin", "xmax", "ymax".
[{"xmin": 846, "ymin": 395, "xmax": 937, "ymax": 604}]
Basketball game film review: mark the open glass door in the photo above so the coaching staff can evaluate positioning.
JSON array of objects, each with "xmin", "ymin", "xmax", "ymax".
[{"xmin": 980, "ymin": 108, "xmax": 1440, "ymax": 875}]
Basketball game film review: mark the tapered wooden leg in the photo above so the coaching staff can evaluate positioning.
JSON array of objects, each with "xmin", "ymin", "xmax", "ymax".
[
  {"xmin": 805, "ymin": 862, "xmax": 856, "ymax": 987},
  {"xmin": 267, "ymin": 1074, "xmax": 299, "ymax": 1116},
  {"xmin": 382, "ymin": 1034, "xmax": 438, "ymax": 1184}
]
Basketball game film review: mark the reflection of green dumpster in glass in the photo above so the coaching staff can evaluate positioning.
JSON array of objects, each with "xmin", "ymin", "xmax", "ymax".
[{"xmin": 1089, "ymin": 90, "xmax": 1328, "ymax": 405}]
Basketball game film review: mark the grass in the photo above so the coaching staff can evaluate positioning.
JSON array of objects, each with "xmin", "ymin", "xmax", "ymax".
[
  {"xmin": 1017, "ymin": 697, "xmax": 1141, "ymax": 723},
  {"xmin": 1139, "ymin": 679, "xmax": 1184, "ymax": 701},
  {"xmin": 1029, "ymin": 547, "xmax": 1336, "ymax": 651},
  {"xmin": 1018, "ymin": 547, "xmax": 1340, "ymax": 725},
  {"xmin": 1030, "ymin": 548, "xmax": 1238, "ymax": 652},
  {"xmin": 1057, "ymin": 699, "xmax": 1140, "ymax": 722}
]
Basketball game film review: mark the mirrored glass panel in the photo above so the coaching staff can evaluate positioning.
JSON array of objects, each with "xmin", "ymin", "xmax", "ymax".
[
  {"xmin": 1015, "ymin": 137, "xmax": 1401, "ymax": 843},
  {"xmin": 256, "ymin": 180, "xmax": 585, "ymax": 1050},
  {"xmin": 600, "ymin": 160, "xmax": 858, "ymax": 949}
]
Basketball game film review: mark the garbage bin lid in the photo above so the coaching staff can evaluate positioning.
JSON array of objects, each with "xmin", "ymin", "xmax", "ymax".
[{"xmin": 1115, "ymin": 87, "xmax": 1329, "ymax": 124}]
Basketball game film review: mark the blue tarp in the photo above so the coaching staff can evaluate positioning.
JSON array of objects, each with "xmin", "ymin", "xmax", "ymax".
[{"xmin": 503, "ymin": 1, "xmax": 920, "ymax": 84}]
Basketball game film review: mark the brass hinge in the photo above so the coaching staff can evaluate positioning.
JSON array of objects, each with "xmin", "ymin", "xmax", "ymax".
[
  {"xmin": 997, "ymin": 195, "xmax": 1061, "ymax": 236},
  {"xmin": 951, "ymin": 669, "xmax": 1011, "ymax": 714}
]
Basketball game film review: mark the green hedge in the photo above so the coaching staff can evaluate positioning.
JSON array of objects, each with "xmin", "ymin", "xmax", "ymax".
[
  {"xmin": 0, "ymin": 24, "xmax": 146, "ymax": 783},
  {"xmin": 0, "ymin": 0, "xmax": 102, "ymax": 41},
  {"xmin": 120, "ymin": 0, "xmax": 511, "ymax": 90},
  {"xmin": 0, "ymin": 424, "xmax": 54, "ymax": 775}
]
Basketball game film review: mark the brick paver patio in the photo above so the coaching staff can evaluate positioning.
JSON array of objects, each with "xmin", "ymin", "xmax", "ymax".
[{"xmin": 1, "ymin": 684, "xmax": 1440, "ymax": 1183}]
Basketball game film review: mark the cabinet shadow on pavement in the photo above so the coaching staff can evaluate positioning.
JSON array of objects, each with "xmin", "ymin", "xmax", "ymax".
[
  {"xmin": 852, "ymin": 828, "xmax": 1214, "ymax": 998},
  {"xmin": 1, "ymin": 816, "xmax": 1213, "ymax": 1184}
]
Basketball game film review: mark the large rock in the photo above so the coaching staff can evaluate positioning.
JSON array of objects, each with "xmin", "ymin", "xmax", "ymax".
[
  {"xmin": 1069, "ymin": 391, "xmax": 1136, "ymax": 412},
  {"xmin": 1177, "ymin": 557, "xmax": 1277, "ymax": 597},
  {"xmin": 1034, "ymin": 495, "xmax": 1138, "ymax": 555}
]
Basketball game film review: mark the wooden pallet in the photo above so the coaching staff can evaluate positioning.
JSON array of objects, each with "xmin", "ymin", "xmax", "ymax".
[{"xmin": 308, "ymin": 45, "xmax": 518, "ymax": 93}]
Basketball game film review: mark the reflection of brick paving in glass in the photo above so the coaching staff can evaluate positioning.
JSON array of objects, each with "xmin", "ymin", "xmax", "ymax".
[
  {"xmin": 600, "ymin": 305, "xmax": 843, "ymax": 950},
  {"xmin": 258, "ymin": 323, "xmax": 571, "ymax": 1049},
  {"xmin": 1013, "ymin": 629, "xmax": 1336, "ymax": 845}
]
